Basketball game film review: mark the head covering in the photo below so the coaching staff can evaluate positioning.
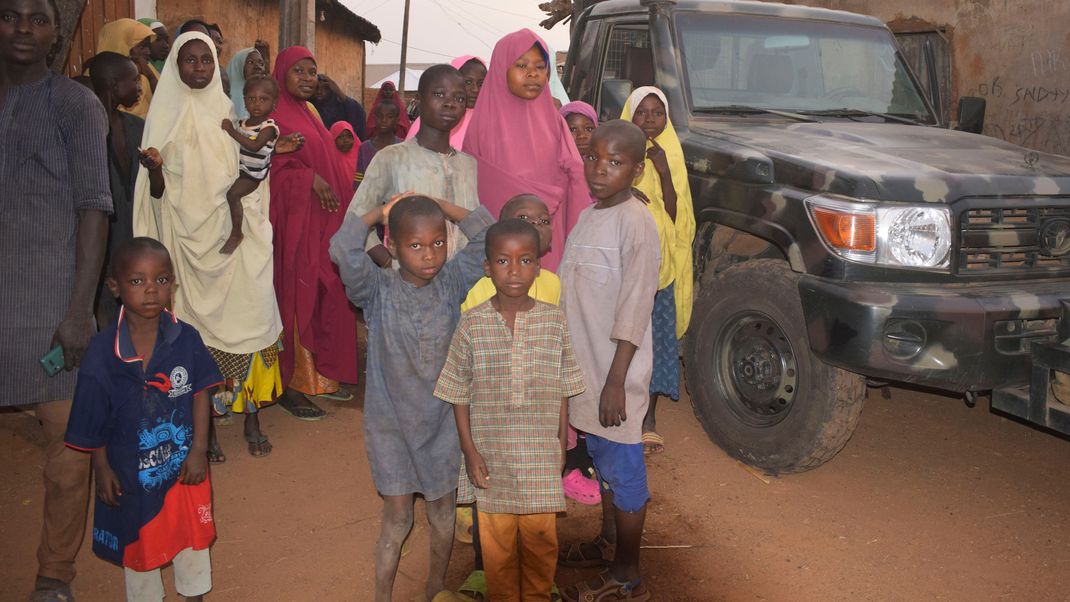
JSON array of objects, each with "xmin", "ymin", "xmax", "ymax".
[
  {"xmin": 96, "ymin": 18, "xmax": 157, "ymax": 118},
  {"xmin": 227, "ymin": 47, "xmax": 261, "ymax": 120},
  {"xmin": 329, "ymin": 121, "xmax": 360, "ymax": 182},
  {"xmin": 268, "ymin": 46, "xmax": 358, "ymax": 387},
  {"xmin": 98, "ymin": 18, "xmax": 155, "ymax": 55},
  {"xmin": 132, "ymin": 32, "xmax": 281, "ymax": 353},
  {"xmin": 405, "ymin": 55, "xmax": 486, "ymax": 147},
  {"xmin": 462, "ymin": 29, "xmax": 588, "ymax": 270},
  {"xmin": 366, "ymin": 81, "xmax": 411, "ymax": 139},
  {"xmin": 621, "ymin": 86, "xmax": 696, "ymax": 337},
  {"xmin": 137, "ymin": 17, "xmax": 165, "ymax": 30},
  {"xmin": 545, "ymin": 41, "xmax": 570, "ymax": 106},
  {"xmin": 270, "ymin": 46, "xmax": 350, "ymax": 197},
  {"xmin": 559, "ymin": 100, "xmax": 597, "ymax": 123}
]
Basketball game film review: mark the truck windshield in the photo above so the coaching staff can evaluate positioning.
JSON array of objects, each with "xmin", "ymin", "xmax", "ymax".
[{"xmin": 676, "ymin": 14, "xmax": 936, "ymax": 124}]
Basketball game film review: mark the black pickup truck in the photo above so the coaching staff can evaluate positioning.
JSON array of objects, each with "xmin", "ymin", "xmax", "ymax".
[{"xmin": 563, "ymin": 0, "xmax": 1070, "ymax": 473}]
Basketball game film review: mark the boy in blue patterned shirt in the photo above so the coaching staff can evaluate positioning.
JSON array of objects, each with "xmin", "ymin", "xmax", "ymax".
[{"xmin": 65, "ymin": 238, "xmax": 222, "ymax": 601}]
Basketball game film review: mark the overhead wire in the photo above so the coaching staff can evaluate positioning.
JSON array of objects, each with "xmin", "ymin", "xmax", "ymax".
[
  {"xmin": 429, "ymin": 0, "xmax": 494, "ymax": 50},
  {"xmin": 377, "ymin": 37, "xmax": 456, "ymax": 59},
  {"xmin": 454, "ymin": 0, "xmax": 535, "ymax": 19}
]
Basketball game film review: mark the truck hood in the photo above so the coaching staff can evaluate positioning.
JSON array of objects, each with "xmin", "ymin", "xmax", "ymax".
[{"xmin": 691, "ymin": 120, "xmax": 1070, "ymax": 202}]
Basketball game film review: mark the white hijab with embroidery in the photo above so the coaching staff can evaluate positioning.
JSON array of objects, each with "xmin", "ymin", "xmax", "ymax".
[{"xmin": 134, "ymin": 31, "xmax": 281, "ymax": 354}]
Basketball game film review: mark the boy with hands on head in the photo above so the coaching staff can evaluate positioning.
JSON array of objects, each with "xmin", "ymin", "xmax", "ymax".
[{"xmin": 329, "ymin": 193, "xmax": 495, "ymax": 602}]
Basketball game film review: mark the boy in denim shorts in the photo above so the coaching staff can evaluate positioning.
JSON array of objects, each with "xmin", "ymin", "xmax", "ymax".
[{"xmin": 557, "ymin": 121, "xmax": 660, "ymax": 602}]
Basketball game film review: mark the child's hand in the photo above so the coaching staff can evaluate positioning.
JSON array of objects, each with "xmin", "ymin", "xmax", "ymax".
[
  {"xmin": 646, "ymin": 139, "xmax": 671, "ymax": 176},
  {"xmin": 179, "ymin": 451, "xmax": 208, "ymax": 485},
  {"xmin": 138, "ymin": 147, "xmax": 163, "ymax": 170},
  {"xmin": 276, "ymin": 132, "xmax": 305, "ymax": 154},
  {"xmin": 464, "ymin": 451, "xmax": 491, "ymax": 489},
  {"xmin": 598, "ymin": 381, "xmax": 627, "ymax": 427},
  {"xmin": 381, "ymin": 192, "xmax": 413, "ymax": 225},
  {"xmin": 221, "ymin": 119, "xmax": 235, "ymax": 132},
  {"xmin": 92, "ymin": 455, "xmax": 122, "ymax": 506}
]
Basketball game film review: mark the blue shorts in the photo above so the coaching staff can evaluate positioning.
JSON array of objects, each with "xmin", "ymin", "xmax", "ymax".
[{"xmin": 586, "ymin": 434, "xmax": 649, "ymax": 512}]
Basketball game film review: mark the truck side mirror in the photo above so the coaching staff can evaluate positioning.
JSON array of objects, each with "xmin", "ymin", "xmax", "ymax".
[
  {"xmin": 956, "ymin": 96, "xmax": 986, "ymax": 134},
  {"xmin": 600, "ymin": 79, "xmax": 633, "ymax": 122}
]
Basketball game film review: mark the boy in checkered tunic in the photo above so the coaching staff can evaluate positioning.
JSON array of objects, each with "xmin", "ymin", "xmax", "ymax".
[{"xmin": 435, "ymin": 219, "xmax": 585, "ymax": 599}]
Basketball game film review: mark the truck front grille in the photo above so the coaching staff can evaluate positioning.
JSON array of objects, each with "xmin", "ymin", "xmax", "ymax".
[{"xmin": 958, "ymin": 207, "xmax": 1070, "ymax": 273}]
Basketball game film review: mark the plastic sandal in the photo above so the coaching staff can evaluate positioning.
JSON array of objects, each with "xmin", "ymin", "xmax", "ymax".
[
  {"xmin": 642, "ymin": 431, "xmax": 664, "ymax": 455},
  {"xmin": 562, "ymin": 468, "xmax": 602, "ymax": 505},
  {"xmin": 455, "ymin": 506, "xmax": 474, "ymax": 544},
  {"xmin": 458, "ymin": 569, "xmax": 486, "ymax": 600}
]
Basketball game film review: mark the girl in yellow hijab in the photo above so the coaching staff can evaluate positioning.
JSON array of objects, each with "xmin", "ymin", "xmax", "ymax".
[
  {"xmin": 622, "ymin": 86, "xmax": 696, "ymax": 453},
  {"xmin": 96, "ymin": 18, "xmax": 157, "ymax": 118}
]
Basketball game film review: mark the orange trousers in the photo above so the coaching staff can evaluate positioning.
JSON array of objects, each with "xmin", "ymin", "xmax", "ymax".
[{"xmin": 478, "ymin": 511, "xmax": 558, "ymax": 601}]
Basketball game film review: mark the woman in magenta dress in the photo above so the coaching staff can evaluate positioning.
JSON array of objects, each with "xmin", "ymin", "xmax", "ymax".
[{"xmin": 462, "ymin": 29, "xmax": 588, "ymax": 270}]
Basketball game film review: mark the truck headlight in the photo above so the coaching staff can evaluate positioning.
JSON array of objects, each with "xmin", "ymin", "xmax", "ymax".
[
  {"xmin": 878, "ymin": 206, "xmax": 951, "ymax": 268},
  {"xmin": 807, "ymin": 196, "xmax": 952, "ymax": 270}
]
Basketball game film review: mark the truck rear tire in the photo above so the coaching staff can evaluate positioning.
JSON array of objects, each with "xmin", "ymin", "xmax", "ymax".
[{"xmin": 685, "ymin": 259, "xmax": 865, "ymax": 474}]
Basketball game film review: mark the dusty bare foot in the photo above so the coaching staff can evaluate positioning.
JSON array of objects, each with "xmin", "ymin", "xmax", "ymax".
[{"xmin": 220, "ymin": 232, "xmax": 244, "ymax": 254}]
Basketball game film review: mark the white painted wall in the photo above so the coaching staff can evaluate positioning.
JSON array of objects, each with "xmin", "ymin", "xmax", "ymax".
[{"xmin": 134, "ymin": 0, "xmax": 157, "ymax": 19}]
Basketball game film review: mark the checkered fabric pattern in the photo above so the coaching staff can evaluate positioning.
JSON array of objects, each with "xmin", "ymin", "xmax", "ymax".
[
  {"xmin": 435, "ymin": 301, "xmax": 585, "ymax": 514},
  {"xmin": 206, "ymin": 340, "xmax": 281, "ymax": 382}
]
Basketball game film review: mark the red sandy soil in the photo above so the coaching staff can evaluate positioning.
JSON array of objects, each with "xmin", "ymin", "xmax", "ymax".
[{"xmin": 3, "ymin": 384, "xmax": 1070, "ymax": 601}]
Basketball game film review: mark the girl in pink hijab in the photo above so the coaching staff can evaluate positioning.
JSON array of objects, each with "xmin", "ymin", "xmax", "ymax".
[
  {"xmin": 407, "ymin": 55, "xmax": 486, "ymax": 147},
  {"xmin": 463, "ymin": 30, "xmax": 588, "ymax": 270}
]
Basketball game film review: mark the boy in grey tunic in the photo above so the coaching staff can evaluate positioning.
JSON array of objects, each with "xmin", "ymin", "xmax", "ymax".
[
  {"xmin": 329, "ymin": 194, "xmax": 493, "ymax": 601},
  {"xmin": 559, "ymin": 122, "xmax": 660, "ymax": 601}
]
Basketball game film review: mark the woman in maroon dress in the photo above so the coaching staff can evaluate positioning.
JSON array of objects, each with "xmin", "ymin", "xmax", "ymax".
[{"xmin": 268, "ymin": 46, "xmax": 358, "ymax": 418}]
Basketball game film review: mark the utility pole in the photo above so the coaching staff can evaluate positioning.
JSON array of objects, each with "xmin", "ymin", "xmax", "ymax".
[
  {"xmin": 279, "ymin": 0, "xmax": 316, "ymax": 53},
  {"xmin": 398, "ymin": 0, "xmax": 411, "ymax": 92}
]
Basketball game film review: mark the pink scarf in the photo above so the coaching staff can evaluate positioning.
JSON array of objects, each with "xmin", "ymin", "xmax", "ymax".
[
  {"xmin": 406, "ymin": 55, "xmax": 486, "ymax": 148},
  {"xmin": 329, "ymin": 121, "xmax": 360, "ymax": 183},
  {"xmin": 462, "ymin": 30, "xmax": 588, "ymax": 270}
]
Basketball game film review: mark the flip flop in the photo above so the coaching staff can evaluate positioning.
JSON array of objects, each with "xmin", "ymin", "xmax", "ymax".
[
  {"xmin": 314, "ymin": 388, "xmax": 354, "ymax": 402},
  {"xmin": 207, "ymin": 442, "xmax": 226, "ymax": 464},
  {"xmin": 642, "ymin": 431, "xmax": 664, "ymax": 455},
  {"xmin": 245, "ymin": 433, "xmax": 272, "ymax": 458},
  {"xmin": 278, "ymin": 393, "xmax": 327, "ymax": 421}
]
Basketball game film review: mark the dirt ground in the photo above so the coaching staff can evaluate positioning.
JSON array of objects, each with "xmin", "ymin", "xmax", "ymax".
[{"xmin": 3, "ymin": 381, "xmax": 1070, "ymax": 601}]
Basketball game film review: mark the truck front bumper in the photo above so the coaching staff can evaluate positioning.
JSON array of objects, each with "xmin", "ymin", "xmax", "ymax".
[{"xmin": 798, "ymin": 276, "xmax": 1070, "ymax": 393}]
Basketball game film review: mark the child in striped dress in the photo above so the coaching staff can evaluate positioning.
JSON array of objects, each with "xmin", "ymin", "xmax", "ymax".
[{"xmin": 220, "ymin": 75, "xmax": 279, "ymax": 255}]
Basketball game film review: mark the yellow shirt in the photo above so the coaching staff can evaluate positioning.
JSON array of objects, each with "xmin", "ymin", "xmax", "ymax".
[{"xmin": 461, "ymin": 270, "xmax": 561, "ymax": 312}]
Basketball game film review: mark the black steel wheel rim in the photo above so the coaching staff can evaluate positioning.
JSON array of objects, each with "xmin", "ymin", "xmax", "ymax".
[{"xmin": 714, "ymin": 310, "xmax": 799, "ymax": 427}]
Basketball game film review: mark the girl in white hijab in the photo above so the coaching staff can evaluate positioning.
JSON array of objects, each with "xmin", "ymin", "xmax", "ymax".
[{"xmin": 133, "ymin": 32, "xmax": 283, "ymax": 459}]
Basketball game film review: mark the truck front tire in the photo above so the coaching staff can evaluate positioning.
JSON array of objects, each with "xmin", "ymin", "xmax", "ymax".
[{"xmin": 685, "ymin": 259, "xmax": 866, "ymax": 474}]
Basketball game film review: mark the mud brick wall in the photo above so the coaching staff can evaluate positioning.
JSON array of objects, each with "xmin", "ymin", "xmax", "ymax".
[
  {"xmin": 157, "ymin": 0, "xmax": 366, "ymax": 99},
  {"xmin": 769, "ymin": 0, "xmax": 1070, "ymax": 156}
]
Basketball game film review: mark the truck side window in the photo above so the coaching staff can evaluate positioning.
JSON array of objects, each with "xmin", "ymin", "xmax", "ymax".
[{"xmin": 601, "ymin": 24, "xmax": 654, "ymax": 114}]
